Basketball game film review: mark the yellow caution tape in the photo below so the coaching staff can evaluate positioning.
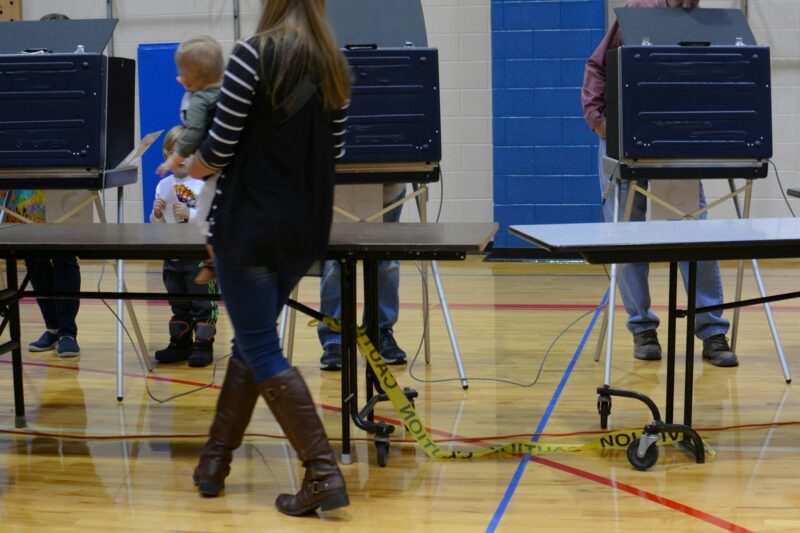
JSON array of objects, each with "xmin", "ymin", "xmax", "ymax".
[{"xmin": 314, "ymin": 317, "xmax": 716, "ymax": 459}]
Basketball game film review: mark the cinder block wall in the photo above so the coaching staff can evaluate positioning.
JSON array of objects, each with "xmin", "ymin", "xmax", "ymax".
[{"xmin": 491, "ymin": 0, "xmax": 604, "ymax": 248}]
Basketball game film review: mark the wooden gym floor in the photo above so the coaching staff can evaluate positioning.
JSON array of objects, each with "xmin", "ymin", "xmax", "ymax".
[{"xmin": 0, "ymin": 257, "xmax": 798, "ymax": 532}]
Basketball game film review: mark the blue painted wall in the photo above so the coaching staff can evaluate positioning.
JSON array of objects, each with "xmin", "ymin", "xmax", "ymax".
[
  {"xmin": 491, "ymin": 0, "xmax": 605, "ymax": 248},
  {"xmin": 137, "ymin": 43, "xmax": 183, "ymax": 223}
]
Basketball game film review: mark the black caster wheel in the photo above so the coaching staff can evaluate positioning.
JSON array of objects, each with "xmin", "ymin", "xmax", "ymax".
[
  {"xmin": 627, "ymin": 438, "xmax": 659, "ymax": 471},
  {"xmin": 375, "ymin": 440, "xmax": 390, "ymax": 467},
  {"xmin": 597, "ymin": 395, "xmax": 611, "ymax": 429},
  {"xmin": 404, "ymin": 388, "xmax": 418, "ymax": 409}
]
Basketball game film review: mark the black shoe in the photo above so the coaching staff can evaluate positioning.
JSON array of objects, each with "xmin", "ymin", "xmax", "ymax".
[
  {"xmin": 320, "ymin": 343, "xmax": 342, "ymax": 371},
  {"xmin": 188, "ymin": 322, "xmax": 215, "ymax": 367},
  {"xmin": 702, "ymin": 334, "xmax": 738, "ymax": 367},
  {"xmin": 379, "ymin": 329, "xmax": 406, "ymax": 364},
  {"xmin": 633, "ymin": 330, "xmax": 662, "ymax": 361},
  {"xmin": 188, "ymin": 342, "xmax": 213, "ymax": 367},
  {"xmin": 155, "ymin": 320, "xmax": 192, "ymax": 364},
  {"xmin": 29, "ymin": 331, "xmax": 58, "ymax": 352}
]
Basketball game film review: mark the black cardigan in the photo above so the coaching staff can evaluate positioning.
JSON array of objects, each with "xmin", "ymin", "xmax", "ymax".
[{"xmin": 202, "ymin": 39, "xmax": 342, "ymax": 276}]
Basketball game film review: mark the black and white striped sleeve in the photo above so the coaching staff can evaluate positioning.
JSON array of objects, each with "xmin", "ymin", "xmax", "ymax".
[
  {"xmin": 331, "ymin": 101, "xmax": 349, "ymax": 160},
  {"xmin": 198, "ymin": 39, "xmax": 260, "ymax": 170}
]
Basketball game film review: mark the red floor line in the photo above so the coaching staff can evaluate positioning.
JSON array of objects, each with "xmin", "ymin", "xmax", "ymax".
[
  {"xmin": 530, "ymin": 456, "xmax": 754, "ymax": 533},
  {"xmin": 4, "ymin": 359, "xmax": 223, "ymax": 389},
  {"xmin": 0, "ymin": 359, "xmax": 760, "ymax": 531}
]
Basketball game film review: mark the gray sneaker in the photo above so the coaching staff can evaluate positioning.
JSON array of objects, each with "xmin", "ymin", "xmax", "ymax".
[
  {"xmin": 702, "ymin": 335, "xmax": 738, "ymax": 367},
  {"xmin": 379, "ymin": 329, "xmax": 407, "ymax": 365},
  {"xmin": 320, "ymin": 343, "xmax": 342, "ymax": 371},
  {"xmin": 633, "ymin": 330, "xmax": 662, "ymax": 361}
]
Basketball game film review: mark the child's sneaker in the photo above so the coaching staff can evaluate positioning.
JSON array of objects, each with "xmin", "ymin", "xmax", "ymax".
[{"xmin": 28, "ymin": 331, "xmax": 58, "ymax": 352}]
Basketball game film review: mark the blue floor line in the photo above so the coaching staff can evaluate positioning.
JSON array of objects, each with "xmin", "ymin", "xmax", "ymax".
[{"xmin": 485, "ymin": 290, "xmax": 608, "ymax": 532}]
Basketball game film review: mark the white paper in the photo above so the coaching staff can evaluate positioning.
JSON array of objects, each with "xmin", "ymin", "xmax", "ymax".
[
  {"xmin": 116, "ymin": 129, "xmax": 164, "ymax": 169},
  {"xmin": 648, "ymin": 179, "xmax": 701, "ymax": 221}
]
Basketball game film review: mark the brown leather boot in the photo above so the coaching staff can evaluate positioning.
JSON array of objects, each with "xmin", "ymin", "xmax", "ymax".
[
  {"xmin": 260, "ymin": 367, "xmax": 349, "ymax": 516},
  {"xmin": 193, "ymin": 358, "xmax": 259, "ymax": 497}
]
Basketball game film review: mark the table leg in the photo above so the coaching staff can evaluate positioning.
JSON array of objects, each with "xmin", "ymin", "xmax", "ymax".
[
  {"xmin": 340, "ymin": 257, "xmax": 396, "ymax": 467},
  {"xmin": 666, "ymin": 262, "xmax": 678, "ymax": 424},
  {"xmin": 117, "ymin": 185, "xmax": 125, "ymax": 401},
  {"xmin": 684, "ymin": 261, "xmax": 697, "ymax": 427},
  {"xmin": 7, "ymin": 259, "xmax": 26, "ymax": 428},
  {"xmin": 363, "ymin": 259, "xmax": 381, "ymax": 421},
  {"xmin": 340, "ymin": 258, "xmax": 355, "ymax": 464}
]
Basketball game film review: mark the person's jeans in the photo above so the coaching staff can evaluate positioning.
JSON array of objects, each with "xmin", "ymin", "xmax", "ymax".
[
  {"xmin": 317, "ymin": 191, "xmax": 404, "ymax": 348},
  {"xmin": 25, "ymin": 257, "xmax": 80, "ymax": 338},
  {"xmin": 214, "ymin": 255, "xmax": 299, "ymax": 383},
  {"xmin": 597, "ymin": 139, "xmax": 729, "ymax": 340}
]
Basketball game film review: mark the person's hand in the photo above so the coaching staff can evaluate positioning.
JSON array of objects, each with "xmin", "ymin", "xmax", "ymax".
[
  {"xmin": 173, "ymin": 203, "xmax": 190, "ymax": 222},
  {"xmin": 187, "ymin": 156, "xmax": 216, "ymax": 179},
  {"xmin": 156, "ymin": 153, "xmax": 184, "ymax": 177},
  {"xmin": 206, "ymin": 244, "xmax": 215, "ymax": 259},
  {"xmin": 595, "ymin": 118, "xmax": 607, "ymax": 139},
  {"xmin": 152, "ymin": 197, "xmax": 166, "ymax": 219}
]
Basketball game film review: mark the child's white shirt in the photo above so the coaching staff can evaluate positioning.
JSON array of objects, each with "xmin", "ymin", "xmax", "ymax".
[{"xmin": 150, "ymin": 174, "xmax": 206, "ymax": 224}]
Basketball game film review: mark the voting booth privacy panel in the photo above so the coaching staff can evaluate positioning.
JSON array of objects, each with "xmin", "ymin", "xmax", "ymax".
[
  {"xmin": 604, "ymin": 8, "xmax": 772, "ymax": 180},
  {"xmin": 341, "ymin": 47, "xmax": 441, "ymax": 167},
  {"xmin": 0, "ymin": 19, "xmax": 135, "ymax": 175},
  {"xmin": 329, "ymin": 0, "xmax": 440, "ymax": 171}
]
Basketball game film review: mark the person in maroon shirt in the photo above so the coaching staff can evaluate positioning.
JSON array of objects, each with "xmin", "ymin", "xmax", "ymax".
[{"xmin": 580, "ymin": 0, "xmax": 738, "ymax": 368}]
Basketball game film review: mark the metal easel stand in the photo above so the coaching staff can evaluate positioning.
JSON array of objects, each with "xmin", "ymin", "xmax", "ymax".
[
  {"xmin": 92, "ymin": 191, "xmax": 153, "ymax": 400},
  {"xmin": 594, "ymin": 178, "xmax": 622, "ymax": 428},
  {"xmin": 593, "ymin": 175, "xmax": 790, "ymax": 428},
  {"xmin": 278, "ymin": 182, "xmax": 469, "ymax": 389},
  {"xmin": 727, "ymin": 179, "xmax": 791, "ymax": 383},
  {"xmin": 412, "ymin": 183, "xmax": 469, "ymax": 389}
]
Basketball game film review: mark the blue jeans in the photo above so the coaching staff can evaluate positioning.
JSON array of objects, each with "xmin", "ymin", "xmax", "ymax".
[
  {"xmin": 214, "ymin": 255, "xmax": 299, "ymax": 383},
  {"xmin": 317, "ymin": 191, "xmax": 403, "ymax": 347},
  {"xmin": 597, "ymin": 139, "xmax": 729, "ymax": 340}
]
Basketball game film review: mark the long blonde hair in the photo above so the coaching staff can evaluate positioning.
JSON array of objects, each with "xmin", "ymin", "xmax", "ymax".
[{"xmin": 254, "ymin": 0, "xmax": 350, "ymax": 110}]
